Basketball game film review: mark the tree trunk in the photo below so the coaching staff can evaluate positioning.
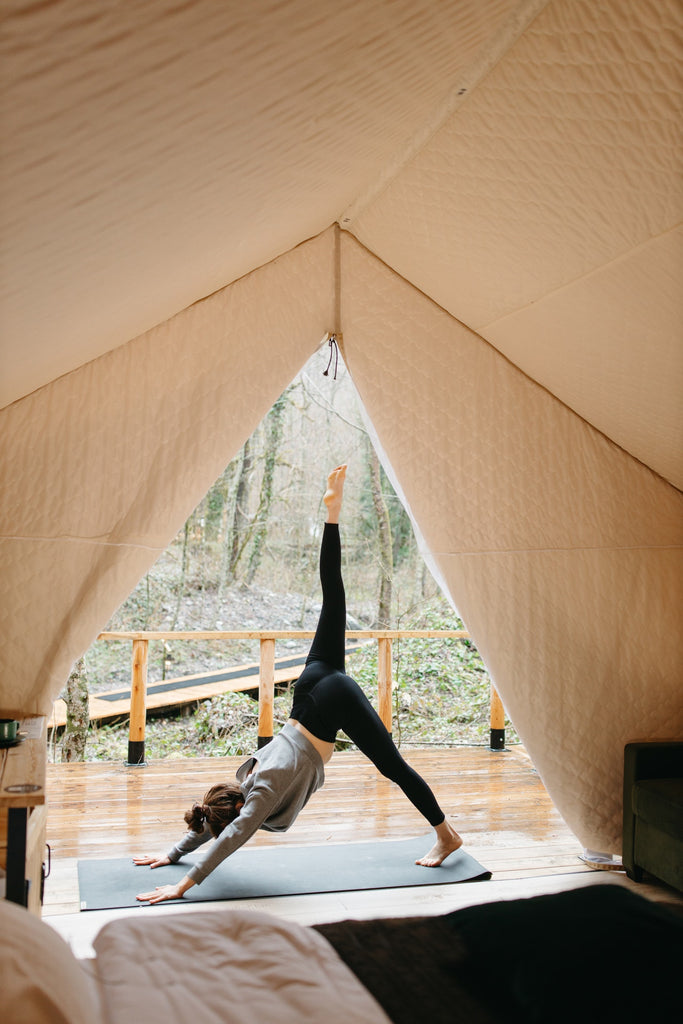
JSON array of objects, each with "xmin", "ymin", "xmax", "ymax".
[
  {"xmin": 369, "ymin": 444, "xmax": 393, "ymax": 627},
  {"xmin": 162, "ymin": 519, "xmax": 190, "ymax": 679},
  {"xmin": 217, "ymin": 463, "xmax": 237, "ymax": 597},
  {"xmin": 246, "ymin": 393, "xmax": 287, "ymax": 584},
  {"xmin": 61, "ymin": 657, "xmax": 89, "ymax": 762},
  {"xmin": 229, "ymin": 437, "xmax": 254, "ymax": 577}
]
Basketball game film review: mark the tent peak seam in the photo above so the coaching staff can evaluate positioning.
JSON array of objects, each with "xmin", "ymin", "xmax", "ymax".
[
  {"xmin": 435, "ymin": 545, "xmax": 683, "ymax": 557},
  {"xmin": 1, "ymin": 534, "xmax": 166, "ymax": 552},
  {"xmin": 338, "ymin": 230, "xmax": 682, "ymax": 494},
  {"xmin": 339, "ymin": 0, "xmax": 551, "ymax": 228},
  {"xmin": 476, "ymin": 222, "xmax": 683, "ymax": 334},
  {"xmin": 0, "ymin": 226, "xmax": 338, "ymax": 412}
]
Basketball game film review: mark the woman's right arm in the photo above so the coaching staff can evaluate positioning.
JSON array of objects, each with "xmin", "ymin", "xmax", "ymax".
[
  {"xmin": 133, "ymin": 822, "xmax": 213, "ymax": 868},
  {"xmin": 134, "ymin": 782, "xmax": 278, "ymax": 882}
]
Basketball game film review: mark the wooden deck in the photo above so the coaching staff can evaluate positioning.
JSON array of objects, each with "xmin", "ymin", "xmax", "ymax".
[{"xmin": 42, "ymin": 745, "xmax": 680, "ymax": 956}]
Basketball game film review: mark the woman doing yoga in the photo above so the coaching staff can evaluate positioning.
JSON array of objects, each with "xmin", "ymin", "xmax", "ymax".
[{"xmin": 135, "ymin": 465, "xmax": 462, "ymax": 904}]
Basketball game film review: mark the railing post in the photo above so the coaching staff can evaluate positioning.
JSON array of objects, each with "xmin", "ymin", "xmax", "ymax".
[
  {"xmin": 258, "ymin": 637, "xmax": 275, "ymax": 748},
  {"xmin": 127, "ymin": 638, "xmax": 148, "ymax": 766},
  {"xmin": 490, "ymin": 684, "xmax": 505, "ymax": 750},
  {"xmin": 377, "ymin": 636, "xmax": 393, "ymax": 734}
]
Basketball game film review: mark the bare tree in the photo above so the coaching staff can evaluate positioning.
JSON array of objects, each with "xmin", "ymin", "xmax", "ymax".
[
  {"xmin": 161, "ymin": 519, "xmax": 190, "ymax": 679},
  {"xmin": 61, "ymin": 657, "xmax": 89, "ymax": 761},
  {"xmin": 246, "ymin": 392, "xmax": 287, "ymax": 584},
  {"xmin": 368, "ymin": 442, "xmax": 393, "ymax": 627},
  {"xmin": 228, "ymin": 437, "xmax": 254, "ymax": 578}
]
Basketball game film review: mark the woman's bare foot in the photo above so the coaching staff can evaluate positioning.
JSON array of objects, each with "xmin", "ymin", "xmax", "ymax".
[
  {"xmin": 323, "ymin": 464, "xmax": 347, "ymax": 523},
  {"xmin": 416, "ymin": 820, "xmax": 463, "ymax": 867}
]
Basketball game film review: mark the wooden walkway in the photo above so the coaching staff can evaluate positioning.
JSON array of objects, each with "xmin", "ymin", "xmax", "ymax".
[
  {"xmin": 42, "ymin": 745, "xmax": 680, "ymax": 955},
  {"xmin": 50, "ymin": 661, "xmax": 295, "ymax": 728},
  {"xmin": 50, "ymin": 644, "xmax": 367, "ymax": 727}
]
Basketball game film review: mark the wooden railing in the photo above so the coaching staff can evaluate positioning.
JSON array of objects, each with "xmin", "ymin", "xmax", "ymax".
[{"xmin": 97, "ymin": 630, "xmax": 508, "ymax": 764}]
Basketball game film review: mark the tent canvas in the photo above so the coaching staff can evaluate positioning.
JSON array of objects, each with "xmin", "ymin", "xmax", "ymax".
[{"xmin": 1, "ymin": 0, "xmax": 681, "ymax": 855}]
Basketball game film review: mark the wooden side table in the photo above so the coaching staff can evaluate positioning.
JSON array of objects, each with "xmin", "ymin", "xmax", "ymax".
[{"xmin": 0, "ymin": 716, "xmax": 47, "ymax": 914}]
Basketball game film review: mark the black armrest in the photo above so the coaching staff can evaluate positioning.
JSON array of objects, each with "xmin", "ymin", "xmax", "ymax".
[{"xmin": 623, "ymin": 741, "xmax": 683, "ymax": 879}]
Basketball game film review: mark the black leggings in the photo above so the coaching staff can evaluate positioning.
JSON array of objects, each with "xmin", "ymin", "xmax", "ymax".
[{"xmin": 290, "ymin": 523, "xmax": 445, "ymax": 827}]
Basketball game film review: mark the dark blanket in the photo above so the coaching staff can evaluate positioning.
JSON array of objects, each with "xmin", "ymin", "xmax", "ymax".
[{"xmin": 314, "ymin": 884, "xmax": 682, "ymax": 1024}]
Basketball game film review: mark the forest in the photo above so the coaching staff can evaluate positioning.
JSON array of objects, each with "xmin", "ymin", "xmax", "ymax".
[{"xmin": 55, "ymin": 348, "xmax": 515, "ymax": 762}]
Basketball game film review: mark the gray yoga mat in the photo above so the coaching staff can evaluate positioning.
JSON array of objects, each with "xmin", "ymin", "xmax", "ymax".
[{"xmin": 77, "ymin": 835, "xmax": 491, "ymax": 910}]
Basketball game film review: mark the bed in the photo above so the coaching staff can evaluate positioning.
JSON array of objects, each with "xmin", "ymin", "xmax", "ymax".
[{"xmin": 1, "ymin": 884, "xmax": 680, "ymax": 1024}]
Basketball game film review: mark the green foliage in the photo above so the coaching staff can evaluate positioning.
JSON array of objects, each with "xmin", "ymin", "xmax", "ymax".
[
  {"xmin": 193, "ymin": 691, "xmax": 259, "ymax": 756},
  {"xmin": 357, "ymin": 459, "xmax": 411, "ymax": 561},
  {"xmin": 349, "ymin": 601, "xmax": 518, "ymax": 746},
  {"xmin": 389, "ymin": 495, "xmax": 414, "ymax": 567},
  {"xmin": 204, "ymin": 475, "xmax": 229, "ymax": 541}
]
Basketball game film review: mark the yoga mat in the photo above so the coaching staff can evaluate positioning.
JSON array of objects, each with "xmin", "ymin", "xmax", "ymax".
[{"xmin": 77, "ymin": 835, "xmax": 491, "ymax": 910}]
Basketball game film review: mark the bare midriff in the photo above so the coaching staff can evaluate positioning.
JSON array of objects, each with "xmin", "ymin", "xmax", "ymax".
[{"xmin": 288, "ymin": 718, "xmax": 335, "ymax": 764}]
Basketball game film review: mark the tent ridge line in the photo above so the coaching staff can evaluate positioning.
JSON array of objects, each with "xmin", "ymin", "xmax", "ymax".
[
  {"xmin": 476, "ymin": 222, "xmax": 683, "ymax": 334},
  {"xmin": 0, "ymin": 534, "xmax": 166, "ymax": 552},
  {"xmin": 0, "ymin": 226, "xmax": 337, "ymax": 415},
  {"xmin": 341, "ymin": 232, "xmax": 683, "ymax": 495},
  {"xmin": 180, "ymin": 225, "xmax": 337, "ymax": 318},
  {"xmin": 435, "ymin": 545, "xmax": 683, "ymax": 557},
  {"xmin": 339, "ymin": 0, "xmax": 551, "ymax": 228}
]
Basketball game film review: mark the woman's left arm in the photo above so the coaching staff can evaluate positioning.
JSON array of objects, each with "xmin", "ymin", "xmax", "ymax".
[
  {"xmin": 185, "ymin": 780, "xmax": 279, "ymax": 885},
  {"xmin": 136, "ymin": 873, "xmax": 196, "ymax": 905}
]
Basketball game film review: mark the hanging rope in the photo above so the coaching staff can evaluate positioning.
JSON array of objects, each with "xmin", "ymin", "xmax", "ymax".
[{"xmin": 323, "ymin": 333, "xmax": 339, "ymax": 380}]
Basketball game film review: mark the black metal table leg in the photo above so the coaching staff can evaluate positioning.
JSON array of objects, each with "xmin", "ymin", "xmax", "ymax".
[{"xmin": 5, "ymin": 807, "xmax": 29, "ymax": 906}]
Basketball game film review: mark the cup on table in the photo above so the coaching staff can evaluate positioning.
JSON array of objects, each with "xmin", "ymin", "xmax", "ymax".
[{"xmin": 0, "ymin": 719, "xmax": 19, "ymax": 742}]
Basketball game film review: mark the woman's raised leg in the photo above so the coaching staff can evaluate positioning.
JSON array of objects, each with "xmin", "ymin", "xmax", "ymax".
[
  {"xmin": 302, "ymin": 465, "xmax": 463, "ymax": 866},
  {"xmin": 304, "ymin": 465, "xmax": 347, "ymax": 672}
]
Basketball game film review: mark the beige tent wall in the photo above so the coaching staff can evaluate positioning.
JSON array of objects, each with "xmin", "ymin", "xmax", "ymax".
[
  {"xmin": 1, "ymin": 220, "xmax": 680, "ymax": 853},
  {"xmin": 341, "ymin": 233, "xmax": 683, "ymax": 853},
  {"xmin": 0, "ymin": 230, "xmax": 336, "ymax": 717},
  {"xmin": 1, "ymin": 0, "xmax": 681, "ymax": 861}
]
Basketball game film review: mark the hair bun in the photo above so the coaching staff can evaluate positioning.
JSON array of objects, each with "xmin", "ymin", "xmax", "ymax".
[
  {"xmin": 184, "ymin": 782, "xmax": 243, "ymax": 836},
  {"xmin": 184, "ymin": 801, "xmax": 209, "ymax": 832}
]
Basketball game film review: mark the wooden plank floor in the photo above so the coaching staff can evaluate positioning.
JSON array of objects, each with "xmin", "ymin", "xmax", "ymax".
[{"xmin": 42, "ymin": 745, "xmax": 680, "ymax": 956}]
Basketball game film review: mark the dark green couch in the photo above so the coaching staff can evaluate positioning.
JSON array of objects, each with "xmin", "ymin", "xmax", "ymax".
[{"xmin": 623, "ymin": 741, "xmax": 683, "ymax": 892}]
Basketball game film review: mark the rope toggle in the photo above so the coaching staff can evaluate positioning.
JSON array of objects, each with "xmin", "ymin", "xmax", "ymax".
[{"xmin": 323, "ymin": 333, "xmax": 340, "ymax": 380}]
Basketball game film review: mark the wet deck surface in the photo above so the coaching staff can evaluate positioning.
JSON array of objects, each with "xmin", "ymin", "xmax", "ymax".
[{"xmin": 42, "ymin": 745, "xmax": 680, "ymax": 954}]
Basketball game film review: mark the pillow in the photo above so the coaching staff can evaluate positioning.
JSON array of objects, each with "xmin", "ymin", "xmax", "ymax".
[{"xmin": 0, "ymin": 899, "xmax": 103, "ymax": 1024}]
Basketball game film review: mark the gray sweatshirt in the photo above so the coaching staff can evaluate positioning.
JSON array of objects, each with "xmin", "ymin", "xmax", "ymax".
[{"xmin": 166, "ymin": 723, "xmax": 325, "ymax": 884}]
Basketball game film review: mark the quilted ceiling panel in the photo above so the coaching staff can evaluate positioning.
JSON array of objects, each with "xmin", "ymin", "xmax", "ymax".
[
  {"xmin": 0, "ymin": 0, "xmax": 517, "ymax": 407},
  {"xmin": 349, "ymin": 0, "xmax": 683, "ymax": 486}
]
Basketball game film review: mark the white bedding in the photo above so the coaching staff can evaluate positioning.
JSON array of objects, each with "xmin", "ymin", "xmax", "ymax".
[
  {"xmin": 92, "ymin": 908, "xmax": 390, "ymax": 1024},
  {"xmin": 0, "ymin": 897, "xmax": 389, "ymax": 1024}
]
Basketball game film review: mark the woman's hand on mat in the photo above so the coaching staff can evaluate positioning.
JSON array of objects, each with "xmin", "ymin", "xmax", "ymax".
[
  {"xmin": 136, "ymin": 875, "xmax": 195, "ymax": 904},
  {"xmin": 133, "ymin": 854, "xmax": 172, "ymax": 868}
]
